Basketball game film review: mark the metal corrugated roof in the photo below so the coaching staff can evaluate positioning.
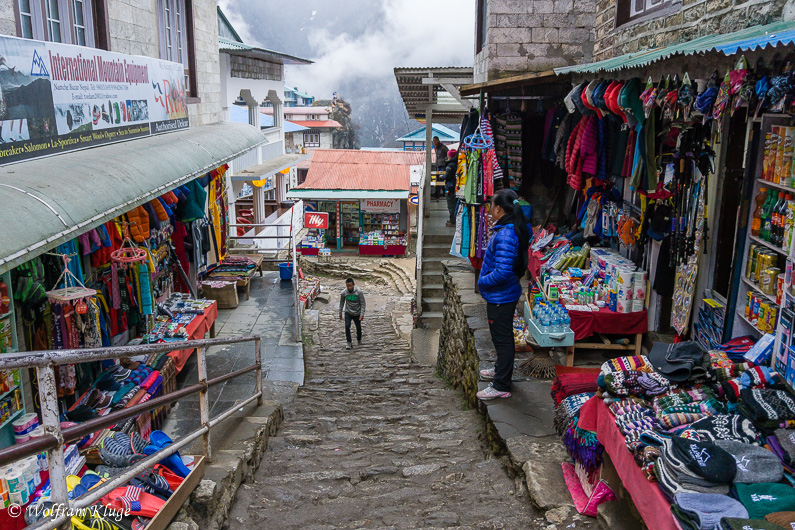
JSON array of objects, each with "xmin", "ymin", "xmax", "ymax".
[
  {"xmin": 394, "ymin": 67, "xmax": 475, "ymax": 122},
  {"xmin": 228, "ymin": 105, "xmax": 309, "ymax": 132},
  {"xmin": 0, "ymin": 122, "xmax": 265, "ymax": 275},
  {"xmin": 555, "ymin": 20, "xmax": 795, "ymax": 75},
  {"xmin": 229, "ymin": 153, "xmax": 311, "ymax": 182},
  {"xmin": 290, "ymin": 120, "xmax": 342, "ymax": 128},
  {"xmin": 218, "ymin": 37, "xmax": 313, "ymax": 65},
  {"xmin": 287, "ymin": 189, "xmax": 409, "ymax": 200},
  {"xmin": 396, "ymin": 124, "xmax": 458, "ymax": 142},
  {"xmin": 295, "ymin": 149, "xmax": 422, "ymax": 192}
]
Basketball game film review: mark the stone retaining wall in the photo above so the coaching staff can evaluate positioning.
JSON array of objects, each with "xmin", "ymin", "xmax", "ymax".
[{"xmin": 437, "ymin": 261, "xmax": 515, "ymax": 460}]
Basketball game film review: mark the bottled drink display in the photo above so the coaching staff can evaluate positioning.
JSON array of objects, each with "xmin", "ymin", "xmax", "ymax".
[{"xmin": 752, "ymin": 187, "xmax": 767, "ymax": 237}]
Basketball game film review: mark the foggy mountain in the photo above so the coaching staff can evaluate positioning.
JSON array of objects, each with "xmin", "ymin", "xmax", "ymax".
[{"xmin": 218, "ymin": 0, "xmax": 474, "ymax": 147}]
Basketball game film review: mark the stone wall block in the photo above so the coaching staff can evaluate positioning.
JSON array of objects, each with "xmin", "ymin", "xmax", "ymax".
[{"xmin": 533, "ymin": 27, "xmax": 560, "ymax": 42}]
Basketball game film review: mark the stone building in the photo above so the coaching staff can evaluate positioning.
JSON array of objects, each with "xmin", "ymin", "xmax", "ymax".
[
  {"xmin": 594, "ymin": 0, "xmax": 793, "ymax": 59},
  {"xmin": 473, "ymin": 0, "xmax": 597, "ymax": 83},
  {"xmin": 0, "ymin": 0, "xmax": 222, "ymax": 125}
]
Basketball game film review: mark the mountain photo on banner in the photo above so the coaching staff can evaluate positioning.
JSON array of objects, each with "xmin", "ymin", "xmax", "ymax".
[{"xmin": 217, "ymin": 0, "xmax": 475, "ymax": 147}]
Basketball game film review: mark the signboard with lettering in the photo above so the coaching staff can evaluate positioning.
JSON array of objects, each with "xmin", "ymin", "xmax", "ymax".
[
  {"xmin": 0, "ymin": 34, "xmax": 188, "ymax": 166},
  {"xmin": 360, "ymin": 199, "xmax": 400, "ymax": 213},
  {"xmin": 304, "ymin": 211, "xmax": 329, "ymax": 229}
]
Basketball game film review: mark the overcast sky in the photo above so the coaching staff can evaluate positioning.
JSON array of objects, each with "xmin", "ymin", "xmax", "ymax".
[{"xmin": 217, "ymin": 0, "xmax": 476, "ymax": 101}]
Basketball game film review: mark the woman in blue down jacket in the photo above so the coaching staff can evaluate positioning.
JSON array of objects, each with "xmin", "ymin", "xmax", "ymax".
[{"xmin": 476, "ymin": 189, "xmax": 529, "ymax": 400}]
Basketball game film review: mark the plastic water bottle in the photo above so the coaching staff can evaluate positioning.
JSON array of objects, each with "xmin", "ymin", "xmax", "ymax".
[
  {"xmin": 561, "ymin": 312, "xmax": 571, "ymax": 332},
  {"xmin": 540, "ymin": 311, "xmax": 550, "ymax": 334},
  {"xmin": 550, "ymin": 311, "xmax": 561, "ymax": 333}
]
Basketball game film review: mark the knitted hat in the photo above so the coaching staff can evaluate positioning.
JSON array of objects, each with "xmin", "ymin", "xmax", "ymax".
[
  {"xmin": 721, "ymin": 518, "xmax": 788, "ymax": 530},
  {"xmin": 765, "ymin": 511, "xmax": 795, "ymax": 527},
  {"xmin": 715, "ymin": 440, "xmax": 784, "ymax": 484},
  {"xmin": 649, "ymin": 341, "xmax": 706, "ymax": 382},
  {"xmin": 741, "ymin": 389, "xmax": 795, "ymax": 427},
  {"xmin": 674, "ymin": 492, "xmax": 748, "ymax": 529},
  {"xmin": 670, "ymin": 436, "xmax": 737, "ymax": 484},
  {"xmin": 689, "ymin": 414, "xmax": 759, "ymax": 444},
  {"xmin": 774, "ymin": 429, "xmax": 795, "ymax": 465},
  {"xmin": 735, "ymin": 483, "xmax": 795, "ymax": 519}
]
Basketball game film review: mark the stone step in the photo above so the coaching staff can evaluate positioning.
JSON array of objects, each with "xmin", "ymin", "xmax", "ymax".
[{"xmin": 424, "ymin": 233, "xmax": 455, "ymax": 245}]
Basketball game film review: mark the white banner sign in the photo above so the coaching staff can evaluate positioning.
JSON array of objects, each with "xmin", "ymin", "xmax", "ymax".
[
  {"xmin": 0, "ymin": 34, "xmax": 188, "ymax": 165},
  {"xmin": 360, "ymin": 198, "xmax": 400, "ymax": 213}
]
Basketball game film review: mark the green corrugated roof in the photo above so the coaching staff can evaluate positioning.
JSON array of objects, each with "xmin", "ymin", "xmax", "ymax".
[
  {"xmin": 0, "ymin": 122, "xmax": 265, "ymax": 275},
  {"xmin": 219, "ymin": 37, "xmax": 253, "ymax": 51},
  {"xmin": 555, "ymin": 20, "xmax": 795, "ymax": 75}
]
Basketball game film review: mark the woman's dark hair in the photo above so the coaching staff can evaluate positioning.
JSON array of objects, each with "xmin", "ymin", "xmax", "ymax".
[{"xmin": 491, "ymin": 189, "xmax": 529, "ymax": 277}]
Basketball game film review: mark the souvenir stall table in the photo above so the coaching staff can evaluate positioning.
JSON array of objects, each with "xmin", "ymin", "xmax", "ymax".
[
  {"xmin": 577, "ymin": 396, "xmax": 679, "ymax": 530},
  {"xmin": 146, "ymin": 295, "xmax": 219, "ymax": 374},
  {"xmin": 528, "ymin": 243, "xmax": 649, "ymax": 365},
  {"xmin": 205, "ymin": 255, "xmax": 262, "ymax": 300}
]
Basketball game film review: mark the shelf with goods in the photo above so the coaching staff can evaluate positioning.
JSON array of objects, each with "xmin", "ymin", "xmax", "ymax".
[
  {"xmin": 341, "ymin": 203, "xmax": 360, "ymax": 245},
  {"xmin": 360, "ymin": 212, "xmax": 407, "ymax": 247},
  {"xmin": 300, "ymin": 228, "xmax": 326, "ymax": 255},
  {"xmin": 0, "ymin": 270, "xmax": 26, "ymax": 449}
]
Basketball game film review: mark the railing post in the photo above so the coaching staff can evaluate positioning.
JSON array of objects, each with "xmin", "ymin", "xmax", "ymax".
[
  {"xmin": 196, "ymin": 346, "xmax": 212, "ymax": 462},
  {"xmin": 37, "ymin": 364, "xmax": 68, "ymax": 507},
  {"xmin": 255, "ymin": 338, "xmax": 263, "ymax": 405}
]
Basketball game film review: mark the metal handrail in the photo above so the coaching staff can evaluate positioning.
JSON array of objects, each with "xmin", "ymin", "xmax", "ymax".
[{"xmin": 0, "ymin": 335, "xmax": 263, "ymax": 530}]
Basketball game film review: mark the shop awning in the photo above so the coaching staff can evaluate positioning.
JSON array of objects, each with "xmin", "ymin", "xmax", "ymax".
[
  {"xmin": 286, "ymin": 190, "xmax": 409, "ymax": 200},
  {"xmin": 555, "ymin": 20, "xmax": 795, "ymax": 75},
  {"xmin": 229, "ymin": 153, "xmax": 311, "ymax": 182},
  {"xmin": 459, "ymin": 69, "xmax": 569, "ymax": 96},
  {"xmin": 394, "ymin": 67, "xmax": 475, "ymax": 123},
  {"xmin": 0, "ymin": 121, "xmax": 265, "ymax": 275}
]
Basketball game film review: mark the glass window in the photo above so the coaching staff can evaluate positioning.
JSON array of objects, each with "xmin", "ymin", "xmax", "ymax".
[
  {"xmin": 163, "ymin": 0, "xmax": 173, "ymax": 61},
  {"xmin": 72, "ymin": 0, "xmax": 86, "ymax": 46},
  {"xmin": 175, "ymin": 0, "xmax": 183, "ymax": 63},
  {"xmin": 19, "ymin": 0, "xmax": 33, "ymax": 39},
  {"xmin": 46, "ymin": 0, "xmax": 62, "ymax": 42}
]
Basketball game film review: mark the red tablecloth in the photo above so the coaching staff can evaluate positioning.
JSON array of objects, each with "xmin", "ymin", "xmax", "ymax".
[
  {"xmin": 168, "ymin": 301, "xmax": 218, "ymax": 373},
  {"xmin": 358, "ymin": 245, "xmax": 407, "ymax": 256},
  {"xmin": 578, "ymin": 397, "xmax": 678, "ymax": 530},
  {"xmin": 568, "ymin": 307, "xmax": 648, "ymax": 341}
]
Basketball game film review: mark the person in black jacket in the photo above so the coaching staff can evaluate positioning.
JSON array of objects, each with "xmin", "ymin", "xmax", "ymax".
[
  {"xmin": 444, "ymin": 148, "xmax": 458, "ymax": 227},
  {"xmin": 432, "ymin": 137, "xmax": 448, "ymax": 200}
]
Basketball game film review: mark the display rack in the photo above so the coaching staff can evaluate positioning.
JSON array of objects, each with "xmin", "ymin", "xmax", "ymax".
[
  {"xmin": 0, "ymin": 270, "xmax": 27, "ymax": 449},
  {"xmin": 341, "ymin": 203, "xmax": 360, "ymax": 245},
  {"xmin": 300, "ymin": 228, "xmax": 326, "ymax": 255}
]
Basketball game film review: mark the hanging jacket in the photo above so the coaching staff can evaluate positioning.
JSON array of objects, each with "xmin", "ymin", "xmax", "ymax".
[
  {"xmin": 580, "ymin": 116, "xmax": 599, "ymax": 176},
  {"xmin": 127, "ymin": 206, "xmax": 150, "ymax": 243},
  {"xmin": 477, "ymin": 220, "xmax": 523, "ymax": 304}
]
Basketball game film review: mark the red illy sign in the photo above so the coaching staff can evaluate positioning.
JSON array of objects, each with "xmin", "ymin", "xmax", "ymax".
[{"xmin": 304, "ymin": 211, "xmax": 329, "ymax": 229}]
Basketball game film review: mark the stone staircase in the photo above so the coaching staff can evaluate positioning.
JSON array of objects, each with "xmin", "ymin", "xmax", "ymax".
[{"xmin": 419, "ymin": 201, "xmax": 455, "ymax": 329}]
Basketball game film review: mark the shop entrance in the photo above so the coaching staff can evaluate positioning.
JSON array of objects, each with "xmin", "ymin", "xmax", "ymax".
[{"xmin": 340, "ymin": 201, "xmax": 361, "ymax": 249}]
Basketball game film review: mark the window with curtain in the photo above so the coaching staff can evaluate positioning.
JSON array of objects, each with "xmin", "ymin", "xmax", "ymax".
[{"xmin": 17, "ymin": 0, "xmax": 97, "ymax": 46}]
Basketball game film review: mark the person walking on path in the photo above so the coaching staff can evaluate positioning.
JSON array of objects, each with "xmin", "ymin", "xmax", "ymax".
[
  {"xmin": 432, "ymin": 136, "xmax": 448, "ymax": 200},
  {"xmin": 444, "ymin": 148, "xmax": 458, "ymax": 227},
  {"xmin": 476, "ymin": 189, "xmax": 529, "ymax": 400},
  {"xmin": 339, "ymin": 277, "xmax": 366, "ymax": 350}
]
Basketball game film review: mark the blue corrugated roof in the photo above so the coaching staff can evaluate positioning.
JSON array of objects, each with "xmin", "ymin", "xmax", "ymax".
[
  {"xmin": 396, "ymin": 124, "xmax": 458, "ymax": 142},
  {"xmin": 229, "ymin": 105, "xmax": 309, "ymax": 133},
  {"xmin": 555, "ymin": 20, "xmax": 795, "ymax": 75}
]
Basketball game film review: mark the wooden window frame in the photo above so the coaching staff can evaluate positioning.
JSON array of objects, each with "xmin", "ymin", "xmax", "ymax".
[
  {"xmin": 303, "ymin": 131, "xmax": 320, "ymax": 147},
  {"xmin": 14, "ymin": 0, "xmax": 101, "ymax": 47},
  {"xmin": 158, "ymin": 0, "xmax": 200, "ymax": 103},
  {"xmin": 475, "ymin": 0, "xmax": 487, "ymax": 54}
]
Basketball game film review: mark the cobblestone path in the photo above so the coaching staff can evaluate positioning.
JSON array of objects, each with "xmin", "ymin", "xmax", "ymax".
[{"xmin": 225, "ymin": 281, "xmax": 536, "ymax": 529}]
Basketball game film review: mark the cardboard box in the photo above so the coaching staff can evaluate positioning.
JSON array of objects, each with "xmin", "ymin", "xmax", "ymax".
[{"xmin": 202, "ymin": 282, "xmax": 238, "ymax": 309}]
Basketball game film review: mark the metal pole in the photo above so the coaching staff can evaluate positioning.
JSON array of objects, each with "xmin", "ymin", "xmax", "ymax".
[
  {"xmin": 37, "ymin": 364, "xmax": 68, "ymax": 507},
  {"xmin": 196, "ymin": 346, "xmax": 212, "ymax": 462},
  {"xmin": 416, "ymin": 166, "xmax": 425, "ymax": 321},
  {"xmin": 255, "ymin": 338, "xmax": 263, "ymax": 405}
]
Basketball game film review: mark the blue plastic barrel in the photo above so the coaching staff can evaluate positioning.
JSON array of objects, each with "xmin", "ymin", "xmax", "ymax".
[{"xmin": 279, "ymin": 263, "xmax": 293, "ymax": 281}]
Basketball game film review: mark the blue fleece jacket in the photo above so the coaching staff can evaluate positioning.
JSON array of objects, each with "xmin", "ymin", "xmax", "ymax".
[{"xmin": 478, "ymin": 222, "xmax": 523, "ymax": 304}]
